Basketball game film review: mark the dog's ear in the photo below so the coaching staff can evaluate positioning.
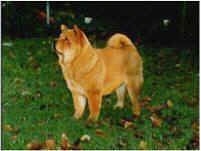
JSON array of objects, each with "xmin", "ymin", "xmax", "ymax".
[
  {"xmin": 73, "ymin": 25, "xmax": 83, "ymax": 38},
  {"xmin": 73, "ymin": 25, "xmax": 89, "ymax": 47},
  {"xmin": 60, "ymin": 24, "xmax": 68, "ymax": 32}
]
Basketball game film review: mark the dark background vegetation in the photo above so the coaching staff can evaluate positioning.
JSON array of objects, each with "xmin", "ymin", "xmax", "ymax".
[{"xmin": 2, "ymin": 1, "xmax": 199, "ymax": 48}]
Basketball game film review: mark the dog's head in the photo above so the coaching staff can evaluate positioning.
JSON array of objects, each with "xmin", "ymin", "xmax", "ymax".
[{"xmin": 55, "ymin": 24, "xmax": 90, "ymax": 63}]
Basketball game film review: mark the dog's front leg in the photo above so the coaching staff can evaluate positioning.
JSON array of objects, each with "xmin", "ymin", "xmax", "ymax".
[
  {"xmin": 72, "ymin": 92, "xmax": 86, "ymax": 119},
  {"xmin": 87, "ymin": 91, "xmax": 102, "ymax": 122}
]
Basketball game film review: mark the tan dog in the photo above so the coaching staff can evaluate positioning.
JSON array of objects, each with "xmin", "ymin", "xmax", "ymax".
[{"xmin": 55, "ymin": 24, "xmax": 143, "ymax": 121}]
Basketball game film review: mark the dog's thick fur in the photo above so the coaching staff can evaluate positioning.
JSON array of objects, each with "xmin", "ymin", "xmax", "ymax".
[{"xmin": 55, "ymin": 24, "xmax": 143, "ymax": 121}]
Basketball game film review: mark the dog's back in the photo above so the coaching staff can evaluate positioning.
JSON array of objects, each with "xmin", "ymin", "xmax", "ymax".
[{"xmin": 96, "ymin": 33, "xmax": 143, "ymax": 95}]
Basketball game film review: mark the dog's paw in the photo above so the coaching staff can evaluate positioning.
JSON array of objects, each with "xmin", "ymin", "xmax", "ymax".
[
  {"xmin": 73, "ymin": 113, "xmax": 82, "ymax": 120},
  {"xmin": 87, "ymin": 115, "xmax": 99, "ymax": 123},
  {"xmin": 133, "ymin": 110, "xmax": 141, "ymax": 118},
  {"xmin": 113, "ymin": 103, "xmax": 124, "ymax": 109}
]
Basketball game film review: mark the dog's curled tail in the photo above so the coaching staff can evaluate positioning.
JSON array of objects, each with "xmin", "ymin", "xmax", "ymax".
[{"xmin": 107, "ymin": 33, "xmax": 135, "ymax": 49}]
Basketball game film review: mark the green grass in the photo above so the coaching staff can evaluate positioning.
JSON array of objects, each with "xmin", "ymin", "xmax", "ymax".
[{"xmin": 2, "ymin": 38, "xmax": 199, "ymax": 149}]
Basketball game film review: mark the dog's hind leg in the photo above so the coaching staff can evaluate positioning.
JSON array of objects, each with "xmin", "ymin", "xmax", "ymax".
[
  {"xmin": 114, "ymin": 84, "xmax": 126, "ymax": 109},
  {"xmin": 126, "ymin": 74, "xmax": 143, "ymax": 117}
]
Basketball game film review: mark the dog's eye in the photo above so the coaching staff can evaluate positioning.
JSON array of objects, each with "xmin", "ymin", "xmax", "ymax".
[
  {"xmin": 64, "ymin": 37, "xmax": 71, "ymax": 45},
  {"xmin": 63, "ymin": 36, "xmax": 69, "ymax": 41}
]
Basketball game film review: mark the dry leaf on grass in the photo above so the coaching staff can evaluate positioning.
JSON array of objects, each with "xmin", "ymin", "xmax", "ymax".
[
  {"xmin": 10, "ymin": 135, "xmax": 18, "ymax": 141},
  {"xmin": 61, "ymin": 133, "xmax": 70, "ymax": 150},
  {"xmin": 117, "ymin": 138, "xmax": 127, "ymax": 148},
  {"xmin": 21, "ymin": 90, "xmax": 32, "ymax": 96},
  {"xmin": 146, "ymin": 104, "xmax": 166, "ymax": 113},
  {"xmin": 26, "ymin": 140, "xmax": 43, "ymax": 150},
  {"xmin": 119, "ymin": 139, "xmax": 127, "ymax": 147},
  {"xmin": 45, "ymin": 139, "xmax": 55, "ymax": 150},
  {"xmin": 4, "ymin": 124, "xmax": 20, "ymax": 134},
  {"xmin": 140, "ymin": 96, "xmax": 152, "ymax": 107},
  {"xmin": 71, "ymin": 138, "xmax": 81, "ymax": 150},
  {"xmin": 50, "ymin": 81, "xmax": 57, "ymax": 87},
  {"xmin": 80, "ymin": 134, "xmax": 91, "ymax": 142},
  {"xmin": 145, "ymin": 99, "xmax": 173, "ymax": 113},
  {"xmin": 192, "ymin": 121, "xmax": 199, "ymax": 139},
  {"xmin": 150, "ymin": 114, "xmax": 163, "ymax": 127},
  {"xmin": 4, "ymin": 124, "xmax": 13, "ymax": 132},
  {"xmin": 35, "ymin": 91, "xmax": 42, "ymax": 98},
  {"xmin": 120, "ymin": 120, "xmax": 134, "ymax": 129},
  {"xmin": 134, "ymin": 131, "xmax": 144, "ymax": 139},
  {"xmin": 95, "ymin": 129, "xmax": 106, "ymax": 137},
  {"xmin": 13, "ymin": 77, "xmax": 24, "ymax": 84},
  {"xmin": 166, "ymin": 100, "xmax": 173, "ymax": 108},
  {"xmin": 139, "ymin": 140, "xmax": 147, "ymax": 150},
  {"xmin": 169, "ymin": 126, "xmax": 177, "ymax": 134}
]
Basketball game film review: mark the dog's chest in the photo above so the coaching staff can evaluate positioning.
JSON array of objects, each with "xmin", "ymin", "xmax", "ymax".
[
  {"xmin": 67, "ymin": 79, "xmax": 85, "ymax": 95},
  {"xmin": 59, "ymin": 58, "xmax": 85, "ymax": 94},
  {"xmin": 61, "ymin": 66, "xmax": 85, "ymax": 95}
]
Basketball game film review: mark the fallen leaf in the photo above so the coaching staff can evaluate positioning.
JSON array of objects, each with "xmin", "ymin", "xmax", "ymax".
[
  {"xmin": 71, "ymin": 138, "xmax": 81, "ymax": 150},
  {"xmin": 142, "ymin": 96, "xmax": 152, "ymax": 102},
  {"xmin": 4, "ymin": 124, "xmax": 13, "ymax": 132},
  {"xmin": 119, "ymin": 140, "xmax": 127, "ymax": 147},
  {"xmin": 139, "ymin": 140, "xmax": 147, "ymax": 150},
  {"xmin": 12, "ymin": 127, "xmax": 20, "ymax": 134},
  {"xmin": 21, "ymin": 90, "xmax": 31, "ymax": 96},
  {"xmin": 26, "ymin": 140, "xmax": 43, "ymax": 150},
  {"xmin": 169, "ymin": 126, "xmax": 177, "ymax": 133},
  {"xmin": 10, "ymin": 135, "xmax": 17, "ymax": 141},
  {"xmin": 117, "ymin": 137, "xmax": 127, "ymax": 148},
  {"xmin": 45, "ymin": 139, "xmax": 55, "ymax": 150},
  {"xmin": 95, "ymin": 129, "xmax": 106, "ymax": 137},
  {"xmin": 80, "ymin": 134, "xmax": 91, "ymax": 142},
  {"xmin": 35, "ymin": 91, "xmax": 42, "ymax": 98},
  {"xmin": 192, "ymin": 122, "xmax": 199, "ymax": 134},
  {"xmin": 28, "ymin": 56, "xmax": 34, "ymax": 62},
  {"xmin": 13, "ymin": 78, "xmax": 24, "ymax": 84},
  {"xmin": 4, "ymin": 124, "xmax": 20, "ymax": 134},
  {"xmin": 156, "ymin": 141, "xmax": 164, "ymax": 149},
  {"xmin": 146, "ymin": 104, "xmax": 166, "ymax": 113},
  {"xmin": 61, "ymin": 133, "xmax": 70, "ymax": 150},
  {"xmin": 134, "ymin": 131, "xmax": 144, "ymax": 139},
  {"xmin": 150, "ymin": 114, "xmax": 163, "ymax": 127},
  {"xmin": 32, "ymin": 62, "xmax": 40, "ymax": 70},
  {"xmin": 50, "ymin": 81, "xmax": 57, "ymax": 87},
  {"xmin": 120, "ymin": 120, "xmax": 134, "ymax": 129},
  {"xmin": 140, "ymin": 96, "xmax": 152, "ymax": 107},
  {"xmin": 167, "ymin": 100, "xmax": 173, "ymax": 108}
]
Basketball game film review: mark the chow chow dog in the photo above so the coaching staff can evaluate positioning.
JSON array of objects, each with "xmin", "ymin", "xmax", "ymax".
[{"xmin": 55, "ymin": 24, "xmax": 143, "ymax": 121}]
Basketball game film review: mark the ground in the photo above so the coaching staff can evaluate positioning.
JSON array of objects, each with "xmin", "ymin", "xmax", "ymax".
[{"xmin": 2, "ymin": 38, "xmax": 199, "ymax": 149}]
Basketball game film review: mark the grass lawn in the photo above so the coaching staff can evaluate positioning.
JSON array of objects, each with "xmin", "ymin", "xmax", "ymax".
[{"xmin": 2, "ymin": 38, "xmax": 199, "ymax": 149}]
